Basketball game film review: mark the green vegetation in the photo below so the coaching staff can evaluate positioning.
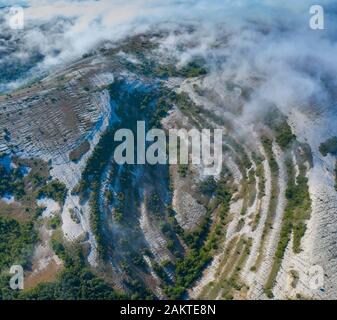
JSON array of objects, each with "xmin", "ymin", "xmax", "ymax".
[
  {"xmin": 17, "ymin": 244, "xmax": 126, "ymax": 300},
  {"xmin": 156, "ymin": 60, "xmax": 207, "ymax": 79},
  {"xmin": 251, "ymin": 205, "xmax": 261, "ymax": 232},
  {"xmin": 38, "ymin": 180, "xmax": 67, "ymax": 205},
  {"xmin": 285, "ymin": 160, "xmax": 311, "ymax": 253},
  {"xmin": 0, "ymin": 157, "xmax": 71, "ymax": 299},
  {"xmin": 253, "ymin": 152, "xmax": 266, "ymax": 199},
  {"xmin": 178, "ymin": 164, "xmax": 188, "ymax": 178},
  {"xmin": 89, "ymin": 181, "xmax": 106, "ymax": 259},
  {"xmin": 125, "ymin": 278, "xmax": 154, "ymax": 300},
  {"xmin": 47, "ymin": 215, "xmax": 62, "ymax": 230},
  {"xmin": 265, "ymin": 156, "xmax": 311, "ymax": 297},
  {"xmin": 155, "ymin": 64, "xmax": 179, "ymax": 78},
  {"xmin": 147, "ymin": 193, "xmax": 161, "ymax": 216},
  {"xmin": 263, "ymin": 107, "xmax": 295, "ymax": 150},
  {"xmin": 261, "ymin": 137, "xmax": 279, "ymax": 174},
  {"xmin": 0, "ymin": 162, "xmax": 25, "ymax": 199},
  {"xmin": 149, "ymin": 95, "xmax": 171, "ymax": 128},
  {"xmin": 72, "ymin": 79, "xmax": 174, "ymax": 266},
  {"xmin": 198, "ymin": 176, "xmax": 217, "ymax": 196},
  {"xmin": 240, "ymin": 168, "xmax": 256, "ymax": 216},
  {"xmin": 250, "ymin": 153, "xmax": 266, "ymax": 231},
  {"xmin": 71, "ymin": 127, "xmax": 117, "ymax": 258},
  {"xmin": 0, "ymin": 217, "xmax": 37, "ymax": 270},
  {"xmin": 179, "ymin": 60, "xmax": 207, "ymax": 78},
  {"xmin": 33, "ymin": 206, "xmax": 46, "ymax": 220},
  {"xmin": 73, "ymin": 129, "xmax": 116, "ymax": 199},
  {"xmin": 202, "ymin": 236, "xmax": 251, "ymax": 300},
  {"xmin": 164, "ymin": 176, "xmax": 232, "ymax": 299},
  {"xmin": 253, "ymin": 137, "xmax": 279, "ymax": 270},
  {"xmin": 153, "ymin": 262, "xmax": 171, "ymax": 284},
  {"xmin": 199, "ymin": 236, "xmax": 236, "ymax": 299},
  {"xmin": 236, "ymin": 218, "xmax": 245, "ymax": 232},
  {"xmin": 319, "ymin": 136, "xmax": 337, "ymax": 156},
  {"xmin": 113, "ymin": 34, "xmax": 207, "ymax": 81},
  {"xmin": 274, "ymin": 121, "xmax": 296, "ymax": 149},
  {"xmin": 170, "ymin": 91, "xmax": 203, "ymax": 129},
  {"xmin": 226, "ymin": 136, "xmax": 252, "ymax": 171},
  {"xmin": 220, "ymin": 237, "xmax": 252, "ymax": 300},
  {"xmin": 19, "ymin": 265, "xmax": 126, "ymax": 300}
]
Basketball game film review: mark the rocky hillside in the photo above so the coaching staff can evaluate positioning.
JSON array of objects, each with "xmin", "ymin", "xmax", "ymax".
[{"xmin": 0, "ymin": 26, "xmax": 336, "ymax": 300}]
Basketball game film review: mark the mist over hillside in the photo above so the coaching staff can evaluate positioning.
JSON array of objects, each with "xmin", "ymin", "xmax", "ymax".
[
  {"xmin": 0, "ymin": 0, "xmax": 337, "ymax": 301},
  {"xmin": 0, "ymin": 0, "xmax": 336, "ymax": 108}
]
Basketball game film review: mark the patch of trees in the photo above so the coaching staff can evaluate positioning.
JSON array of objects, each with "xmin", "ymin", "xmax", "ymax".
[
  {"xmin": 19, "ymin": 245, "xmax": 126, "ymax": 300},
  {"xmin": 253, "ymin": 137, "xmax": 280, "ymax": 272},
  {"xmin": 149, "ymin": 95, "xmax": 171, "ymax": 128},
  {"xmin": 198, "ymin": 177, "xmax": 217, "ymax": 196},
  {"xmin": 0, "ymin": 164, "xmax": 25, "ymax": 199},
  {"xmin": 319, "ymin": 136, "xmax": 337, "ymax": 156},
  {"xmin": 152, "ymin": 262, "xmax": 171, "ymax": 284},
  {"xmin": 285, "ymin": 162, "xmax": 311, "ymax": 254},
  {"xmin": 253, "ymin": 152, "xmax": 266, "ymax": 199},
  {"xmin": 265, "ymin": 158, "xmax": 311, "ymax": 297},
  {"xmin": 263, "ymin": 107, "xmax": 296, "ymax": 149},
  {"xmin": 155, "ymin": 60, "xmax": 207, "ymax": 79},
  {"xmin": 47, "ymin": 215, "xmax": 62, "ymax": 230},
  {"xmin": 164, "ymin": 177, "xmax": 232, "ymax": 299},
  {"xmin": 0, "ymin": 217, "xmax": 37, "ymax": 271},
  {"xmin": 147, "ymin": 193, "xmax": 161, "ymax": 215},
  {"xmin": 38, "ymin": 180, "xmax": 67, "ymax": 205},
  {"xmin": 180, "ymin": 60, "xmax": 207, "ymax": 78},
  {"xmin": 226, "ymin": 136, "xmax": 252, "ymax": 170},
  {"xmin": 261, "ymin": 137, "xmax": 279, "ymax": 174},
  {"xmin": 89, "ymin": 182, "xmax": 107, "ymax": 259},
  {"xmin": 125, "ymin": 278, "xmax": 154, "ymax": 300},
  {"xmin": 73, "ymin": 79, "xmax": 175, "ymax": 262},
  {"xmin": 274, "ymin": 121, "xmax": 296, "ymax": 149},
  {"xmin": 178, "ymin": 164, "xmax": 188, "ymax": 178},
  {"xmin": 73, "ymin": 128, "xmax": 115, "ymax": 199}
]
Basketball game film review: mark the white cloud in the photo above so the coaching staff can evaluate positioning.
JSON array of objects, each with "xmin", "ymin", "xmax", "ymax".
[{"xmin": 0, "ymin": 0, "xmax": 336, "ymax": 123}]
